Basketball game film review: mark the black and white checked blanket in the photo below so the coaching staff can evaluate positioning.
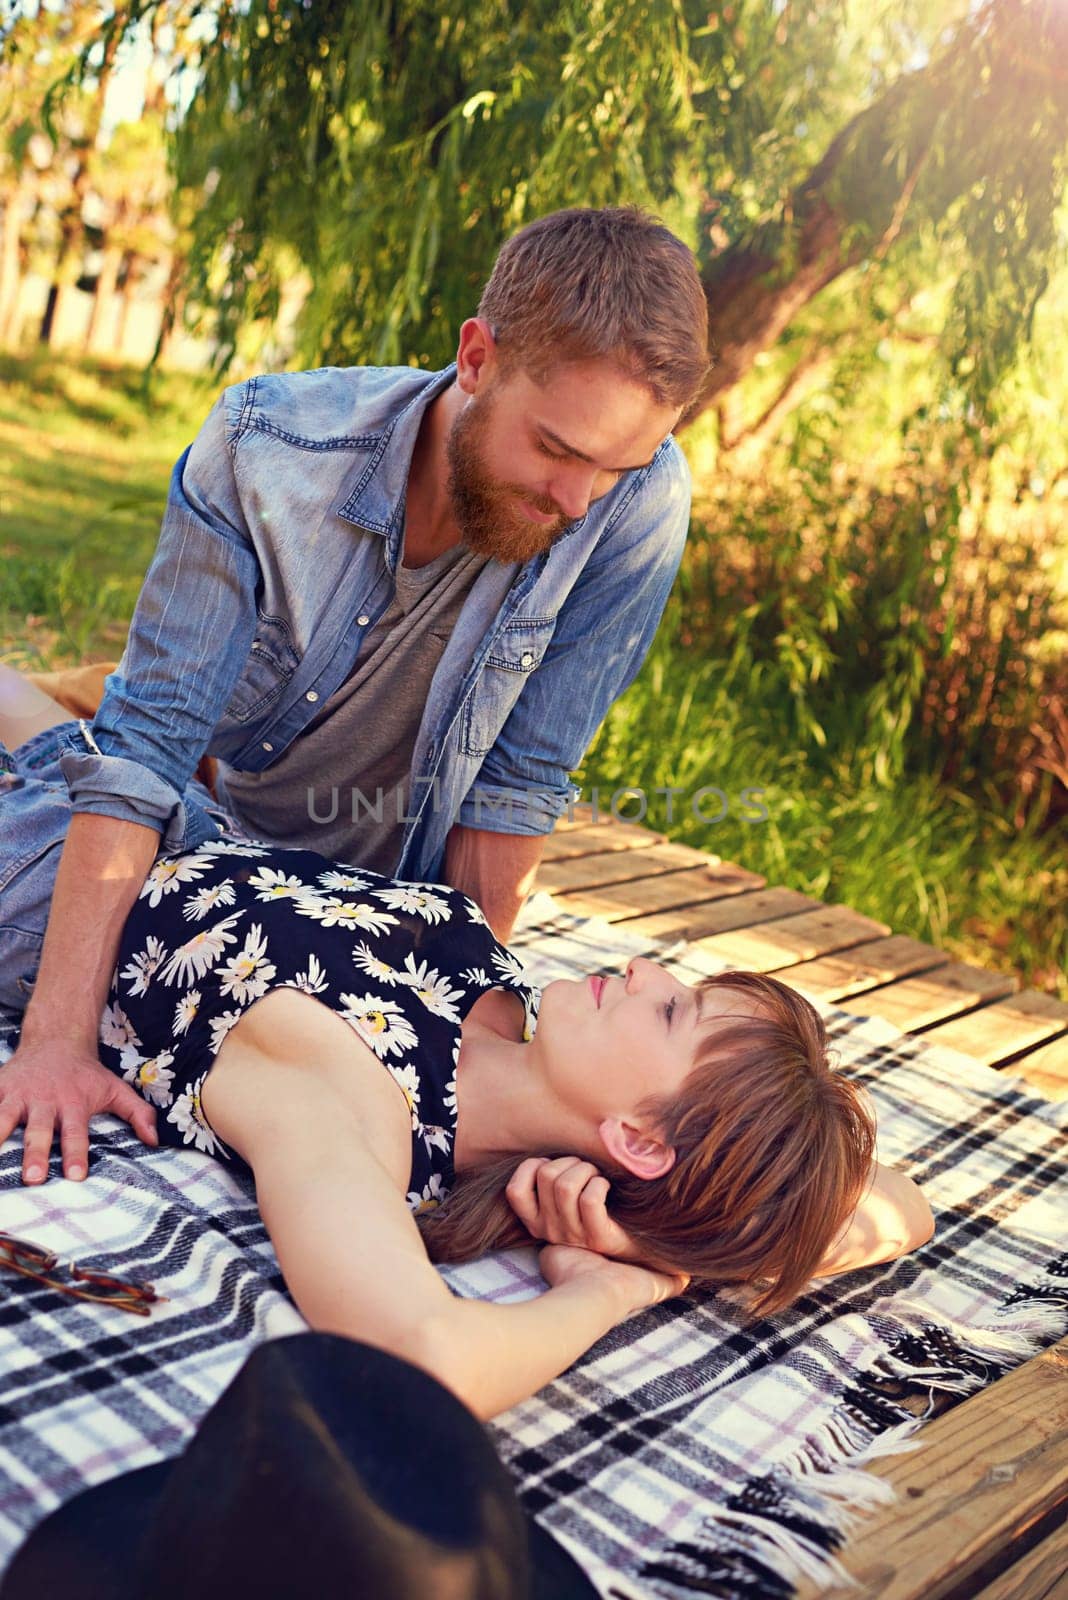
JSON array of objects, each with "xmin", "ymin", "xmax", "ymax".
[{"xmin": 2, "ymin": 893, "xmax": 1066, "ymax": 1598}]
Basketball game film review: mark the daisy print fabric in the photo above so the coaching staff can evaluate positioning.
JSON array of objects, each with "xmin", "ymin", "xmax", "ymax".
[{"xmin": 97, "ymin": 843, "xmax": 541, "ymax": 1207}]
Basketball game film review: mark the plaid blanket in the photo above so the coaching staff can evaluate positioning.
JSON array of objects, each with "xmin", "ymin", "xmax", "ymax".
[{"xmin": 2, "ymin": 892, "xmax": 1066, "ymax": 1598}]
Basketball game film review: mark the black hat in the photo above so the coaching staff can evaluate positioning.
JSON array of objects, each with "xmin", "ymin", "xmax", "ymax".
[{"xmin": 1, "ymin": 1333, "xmax": 596, "ymax": 1600}]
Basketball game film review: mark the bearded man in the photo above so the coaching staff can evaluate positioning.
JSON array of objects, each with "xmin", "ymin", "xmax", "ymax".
[{"xmin": 0, "ymin": 205, "xmax": 709, "ymax": 1181}]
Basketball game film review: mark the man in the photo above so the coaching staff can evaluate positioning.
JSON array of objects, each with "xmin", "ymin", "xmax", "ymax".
[{"xmin": 0, "ymin": 204, "xmax": 709, "ymax": 1183}]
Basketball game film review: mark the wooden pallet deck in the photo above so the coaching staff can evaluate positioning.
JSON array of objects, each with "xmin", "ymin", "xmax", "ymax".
[
  {"xmin": 536, "ymin": 807, "xmax": 1068, "ymax": 1098},
  {"xmin": 534, "ymin": 808, "xmax": 1068, "ymax": 1600}
]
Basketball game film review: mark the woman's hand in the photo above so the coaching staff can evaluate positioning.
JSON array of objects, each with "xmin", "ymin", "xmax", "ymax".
[
  {"xmin": 539, "ymin": 1243, "xmax": 690, "ymax": 1318},
  {"xmin": 506, "ymin": 1155, "xmax": 641, "ymax": 1259}
]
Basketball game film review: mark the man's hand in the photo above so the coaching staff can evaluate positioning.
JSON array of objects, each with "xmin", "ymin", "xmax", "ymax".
[
  {"xmin": 0, "ymin": 1037, "xmax": 158, "ymax": 1184},
  {"xmin": 507, "ymin": 1155, "xmax": 641, "ymax": 1259}
]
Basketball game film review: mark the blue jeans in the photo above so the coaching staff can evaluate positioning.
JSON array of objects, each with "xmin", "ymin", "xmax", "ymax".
[{"xmin": 0, "ymin": 720, "xmax": 241, "ymax": 1020}]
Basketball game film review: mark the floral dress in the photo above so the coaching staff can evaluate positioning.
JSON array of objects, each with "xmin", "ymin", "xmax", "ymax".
[{"xmin": 97, "ymin": 838, "xmax": 541, "ymax": 1213}]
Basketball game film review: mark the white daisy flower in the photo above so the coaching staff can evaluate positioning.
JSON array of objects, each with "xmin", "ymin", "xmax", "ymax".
[
  {"xmin": 284, "ymin": 953, "xmax": 329, "ymax": 996},
  {"xmin": 208, "ymin": 1008, "xmax": 245, "ymax": 1053},
  {"xmin": 421, "ymin": 1123, "xmax": 451, "ymax": 1156},
  {"xmin": 173, "ymin": 989, "xmax": 202, "ymax": 1036},
  {"xmin": 120, "ymin": 935, "xmax": 168, "ymax": 998},
  {"xmin": 373, "ymin": 884, "xmax": 452, "ymax": 924},
  {"xmin": 295, "ymin": 895, "xmax": 399, "ymax": 935},
  {"xmin": 119, "ymin": 1046, "xmax": 176, "ymax": 1107},
  {"xmin": 247, "ymin": 866, "xmax": 307, "ymax": 901},
  {"xmin": 385, "ymin": 1060, "xmax": 422, "ymax": 1121},
  {"xmin": 99, "ymin": 1001, "xmax": 141, "ymax": 1050},
  {"xmin": 217, "ymin": 923, "xmax": 277, "ymax": 1005},
  {"xmin": 167, "ymin": 1075, "xmax": 225, "ymax": 1156},
  {"xmin": 317, "ymin": 868, "xmax": 373, "ymax": 892},
  {"xmin": 523, "ymin": 988, "xmax": 542, "ymax": 1042},
  {"xmin": 197, "ymin": 838, "xmax": 270, "ymax": 858},
  {"xmin": 407, "ymin": 1174, "xmax": 447, "ymax": 1214},
  {"xmin": 398, "ymin": 955, "xmax": 464, "ymax": 1024},
  {"xmin": 463, "ymin": 897, "xmax": 489, "ymax": 926},
  {"xmin": 182, "ymin": 879, "xmax": 237, "ymax": 922},
  {"xmin": 352, "ymin": 943, "xmax": 404, "ymax": 986},
  {"xmin": 158, "ymin": 912, "xmax": 246, "ymax": 988},
  {"xmin": 491, "ymin": 947, "xmax": 527, "ymax": 985},
  {"xmin": 338, "ymin": 994, "xmax": 419, "ymax": 1059},
  {"xmin": 459, "ymin": 966, "xmax": 492, "ymax": 987},
  {"xmin": 138, "ymin": 854, "xmax": 208, "ymax": 908},
  {"xmin": 442, "ymin": 1074, "xmax": 457, "ymax": 1117}
]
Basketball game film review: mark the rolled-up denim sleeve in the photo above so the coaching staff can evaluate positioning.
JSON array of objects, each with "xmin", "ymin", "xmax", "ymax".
[
  {"xmin": 457, "ymin": 439, "xmax": 691, "ymax": 836},
  {"xmin": 59, "ymin": 391, "xmax": 261, "ymax": 839}
]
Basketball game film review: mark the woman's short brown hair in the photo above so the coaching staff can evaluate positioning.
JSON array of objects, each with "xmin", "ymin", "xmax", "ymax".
[
  {"xmin": 419, "ymin": 971, "xmax": 878, "ymax": 1322},
  {"xmin": 477, "ymin": 206, "xmax": 710, "ymax": 410}
]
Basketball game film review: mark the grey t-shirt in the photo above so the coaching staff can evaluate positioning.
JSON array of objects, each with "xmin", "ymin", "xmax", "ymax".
[{"xmin": 216, "ymin": 539, "xmax": 487, "ymax": 873}]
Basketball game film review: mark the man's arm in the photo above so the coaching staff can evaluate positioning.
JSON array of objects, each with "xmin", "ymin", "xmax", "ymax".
[
  {"xmin": 0, "ymin": 814, "xmax": 161, "ymax": 1183},
  {"xmin": 1, "ymin": 392, "xmax": 263, "ymax": 1183},
  {"xmin": 451, "ymin": 439, "xmax": 692, "ymax": 927},
  {"xmin": 442, "ymin": 825, "xmax": 545, "ymax": 942}
]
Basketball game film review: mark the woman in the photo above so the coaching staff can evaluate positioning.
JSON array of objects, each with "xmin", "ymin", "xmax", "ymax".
[{"xmin": 1, "ymin": 683, "xmax": 933, "ymax": 1422}]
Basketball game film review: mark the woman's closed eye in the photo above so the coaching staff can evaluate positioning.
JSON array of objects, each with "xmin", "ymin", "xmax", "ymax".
[{"xmin": 663, "ymin": 996, "xmax": 677, "ymax": 1028}]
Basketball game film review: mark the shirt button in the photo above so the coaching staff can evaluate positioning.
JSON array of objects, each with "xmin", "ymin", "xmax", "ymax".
[
  {"xmin": 520, "ymin": 651, "xmax": 535, "ymax": 668},
  {"xmin": 262, "ymin": 741, "xmax": 274, "ymax": 752},
  {"xmin": 305, "ymin": 690, "xmax": 319, "ymax": 703},
  {"xmin": 357, "ymin": 614, "xmax": 370, "ymax": 626}
]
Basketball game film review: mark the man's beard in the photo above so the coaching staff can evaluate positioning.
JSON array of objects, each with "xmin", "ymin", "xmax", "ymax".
[{"xmin": 444, "ymin": 391, "xmax": 569, "ymax": 563}]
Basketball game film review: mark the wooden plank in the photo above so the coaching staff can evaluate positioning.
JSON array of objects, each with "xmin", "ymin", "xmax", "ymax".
[
  {"xmin": 791, "ymin": 1336, "xmax": 1068, "ymax": 1600},
  {"xmin": 923, "ymin": 991, "xmax": 1068, "ymax": 1067},
  {"xmin": 542, "ymin": 861, "xmax": 767, "ymax": 923},
  {"xmin": 765, "ymin": 934, "xmax": 947, "ymax": 1001},
  {"xmin": 693, "ymin": 904, "xmax": 892, "ymax": 973},
  {"xmin": 998, "ymin": 1034, "xmax": 1068, "ymax": 1101},
  {"xmin": 540, "ymin": 818, "xmax": 667, "ymax": 862},
  {"xmin": 971, "ymin": 1519, "xmax": 1068, "ymax": 1600},
  {"xmin": 609, "ymin": 886, "xmax": 820, "ymax": 943},
  {"xmin": 535, "ymin": 839, "xmax": 726, "ymax": 895},
  {"xmin": 837, "ymin": 962, "xmax": 1017, "ymax": 1032}
]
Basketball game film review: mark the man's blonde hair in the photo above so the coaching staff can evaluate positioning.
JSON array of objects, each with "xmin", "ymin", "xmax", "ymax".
[{"xmin": 477, "ymin": 206, "xmax": 710, "ymax": 409}]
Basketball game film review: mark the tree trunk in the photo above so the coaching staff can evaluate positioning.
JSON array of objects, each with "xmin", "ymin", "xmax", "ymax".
[
  {"xmin": 36, "ymin": 25, "xmax": 121, "ymax": 349},
  {"xmin": 0, "ymin": 175, "xmax": 35, "ymax": 347},
  {"xmin": 84, "ymin": 237, "xmax": 125, "ymax": 354},
  {"xmin": 682, "ymin": 72, "xmax": 941, "ymax": 428}
]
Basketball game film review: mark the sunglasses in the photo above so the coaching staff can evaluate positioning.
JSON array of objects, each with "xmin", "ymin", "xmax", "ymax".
[{"xmin": 0, "ymin": 1231, "xmax": 166, "ymax": 1317}]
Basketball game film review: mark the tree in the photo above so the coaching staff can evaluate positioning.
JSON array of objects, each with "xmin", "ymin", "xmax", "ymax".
[{"xmin": 76, "ymin": 0, "xmax": 1067, "ymax": 421}]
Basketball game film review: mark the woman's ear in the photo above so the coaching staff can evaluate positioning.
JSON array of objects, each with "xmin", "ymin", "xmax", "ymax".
[{"xmin": 598, "ymin": 1116, "xmax": 676, "ymax": 1180}]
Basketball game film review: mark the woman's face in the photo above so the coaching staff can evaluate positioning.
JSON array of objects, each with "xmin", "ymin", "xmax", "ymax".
[{"xmin": 531, "ymin": 957, "xmax": 763, "ymax": 1134}]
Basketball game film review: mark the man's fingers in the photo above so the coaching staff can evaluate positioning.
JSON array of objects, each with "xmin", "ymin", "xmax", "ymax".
[
  {"xmin": 0, "ymin": 1094, "xmax": 27, "ymax": 1152},
  {"xmin": 58, "ymin": 1108, "xmax": 91, "ymax": 1182},
  {"xmin": 99, "ymin": 1074, "xmax": 158, "ymax": 1146},
  {"xmin": 21, "ymin": 1102, "xmax": 57, "ymax": 1184}
]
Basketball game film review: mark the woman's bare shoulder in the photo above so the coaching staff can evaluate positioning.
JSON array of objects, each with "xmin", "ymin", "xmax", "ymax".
[{"xmin": 201, "ymin": 987, "xmax": 413, "ymax": 1189}]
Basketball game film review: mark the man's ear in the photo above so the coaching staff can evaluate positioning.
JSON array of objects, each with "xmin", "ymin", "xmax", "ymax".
[
  {"xmin": 598, "ymin": 1116, "xmax": 676, "ymax": 1181},
  {"xmin": 455, "ymin": 316, "xmax": 499, "ymax": 394}
]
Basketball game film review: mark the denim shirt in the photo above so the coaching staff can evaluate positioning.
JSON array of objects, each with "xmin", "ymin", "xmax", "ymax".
[{"xmin": 58, "ymin": 363, "xmax": 691, "ymax": 883}]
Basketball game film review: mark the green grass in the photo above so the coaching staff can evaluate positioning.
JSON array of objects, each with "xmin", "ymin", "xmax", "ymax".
[
  {"xmin": 2, "ymin": 349, "xmax": 1064, "ymax": 999},
  {"xmin": 580, "ymin": 631, "xmax": 1067, "ymax": 1000},
  {"xmin": 0, "ymin": 350, "xmax": 216, "ymax": 666}
]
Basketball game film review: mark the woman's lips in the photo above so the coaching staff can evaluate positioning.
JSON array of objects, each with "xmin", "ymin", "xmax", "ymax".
[{"xmin": 588, "ymin": 974, "xmax": 605, "ymax": 1007}]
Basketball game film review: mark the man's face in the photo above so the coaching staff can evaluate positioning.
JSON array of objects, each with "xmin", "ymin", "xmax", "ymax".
[{"xmin": 445, "ymin": 355, "xmax": 681, "ymax": 563}]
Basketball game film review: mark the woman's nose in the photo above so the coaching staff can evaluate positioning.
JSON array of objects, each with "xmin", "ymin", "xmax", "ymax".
[{"xmin": 625, "ymin": 957, "xmax": 660, "ymax": 993}]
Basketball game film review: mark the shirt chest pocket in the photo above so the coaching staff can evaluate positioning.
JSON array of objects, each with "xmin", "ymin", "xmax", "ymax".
[
  {"xmin": 459, "ymin": 618, "xmax": 555, "ymax": 759},
  {"xmin": 222, "ymin": 611, "xmax": 301, "ymax": 724}
]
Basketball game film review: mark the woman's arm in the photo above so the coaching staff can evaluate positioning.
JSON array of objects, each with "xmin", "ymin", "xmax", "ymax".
[
  {"xmin": 812, "ymin": 1161, "xmax": 935, "ymax": 1279},
  {"xmin": 202, "ymin": 1037, "xmax": 683, "ymax": 1422}
]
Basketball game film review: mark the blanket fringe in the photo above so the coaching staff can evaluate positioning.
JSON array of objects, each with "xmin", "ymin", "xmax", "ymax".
[{"xmin": 636, "ymin": 1271, "xmax": 1068, "ymax": 1599}]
